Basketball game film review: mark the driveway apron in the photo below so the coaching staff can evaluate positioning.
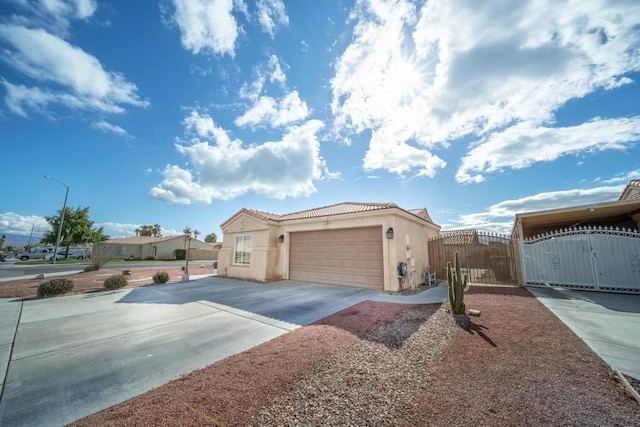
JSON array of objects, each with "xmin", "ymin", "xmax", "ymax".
[
  {"xmin": 0, "ymin": 277, "xmax": 448, "ymax": 426},
  {"xmin": 528, "ymin": 286, "xmax": 640, "ymax": 380}
]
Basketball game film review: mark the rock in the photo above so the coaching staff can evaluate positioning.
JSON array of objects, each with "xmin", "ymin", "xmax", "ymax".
[
  {"xmin": 35, "ymin": 273, "xmax": 46, "ymax": 279},
  {"xmin": 468, "ymin": 309, "xmax": 481, "ymax": 317}
]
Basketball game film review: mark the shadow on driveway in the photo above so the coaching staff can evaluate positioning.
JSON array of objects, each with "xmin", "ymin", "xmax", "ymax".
[{"xmin": 114, "ymin": 276, "xmax": 380, "ymax": 326}]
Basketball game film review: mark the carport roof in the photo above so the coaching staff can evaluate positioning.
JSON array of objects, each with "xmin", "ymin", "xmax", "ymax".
[{"xmin": 513, "ymin": 199, "xmax": 640, "ymax": 238}]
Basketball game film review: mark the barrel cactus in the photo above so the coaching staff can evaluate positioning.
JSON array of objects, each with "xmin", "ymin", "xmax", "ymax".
[{"xmin": 447, "ymin": 252, "xmax": 467, "ymax": 314}]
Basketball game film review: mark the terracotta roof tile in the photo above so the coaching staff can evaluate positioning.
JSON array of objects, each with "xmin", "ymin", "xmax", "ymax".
[
  {"xmin": 243, "ymin": 202, "xmax": 400, "ymax": 222},
  {"xmin": 103, "ymin": 235, "xmax": 183, "ymax": 244}
]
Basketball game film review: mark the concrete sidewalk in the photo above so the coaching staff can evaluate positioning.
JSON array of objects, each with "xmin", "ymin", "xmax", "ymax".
[
  {"xmin": 528, "ymin": 286, "xmax": 640, "ymax": 380},
  {"xmin": 0, "ymin": 299, "xmax": 21, "ymax": 398},
  {"xmin": 0, "ymin": 277, "xmax": 449, "ymax": 426}
]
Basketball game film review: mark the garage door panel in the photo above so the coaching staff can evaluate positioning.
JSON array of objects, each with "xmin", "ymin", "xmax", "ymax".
[{"xmin": 290, "ymin": 227, "xmax": 383, "ymax": 289}]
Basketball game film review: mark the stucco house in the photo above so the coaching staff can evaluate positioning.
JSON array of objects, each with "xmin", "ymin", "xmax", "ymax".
[
  {"xmin": 217, "ymin": 202, "xmax": 440, "ymax": 292},
  {"xmin": 100, "ymin": 235, "xmax": 218, "ymax": 260}
]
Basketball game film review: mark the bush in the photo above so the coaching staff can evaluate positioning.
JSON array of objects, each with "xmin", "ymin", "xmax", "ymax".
[
  {"xmin": 152, "ymin": 271, "xmax": 170, "ymax": 284},
  {"xmin": 104, "ymin": 274, "xmax": 128, "ymax": 290},
  {"xmin": 37, "ymin": 278, "xmax": 74, "ymax": 298},
  {"xmin": 175, "ymin": 249, "xmax": 186, "ymax": 260}
]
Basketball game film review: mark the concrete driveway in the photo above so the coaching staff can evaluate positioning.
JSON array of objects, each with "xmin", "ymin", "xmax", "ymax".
[
  {"xmin": 0, "ymin": 276, "xmax": 448, "ymax": 426},
  {"xmin": 528, "ymin": 286, "xmax": 640, "ymax": 380}
]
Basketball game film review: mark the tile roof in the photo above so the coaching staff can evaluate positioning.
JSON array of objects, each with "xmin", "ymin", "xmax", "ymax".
[
  {"xmin": 619, "ymin": 179, "xmax": 640, "ymax": 200},
  {"xmin": 242, "ymin": 202, "xmax": 400, "ymax": 222},
  {"xmin": 103, "ymin": 235, "xmax": 184, "ymax": 244}
]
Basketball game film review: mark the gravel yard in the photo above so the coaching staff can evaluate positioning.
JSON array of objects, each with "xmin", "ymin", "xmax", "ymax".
[
  {"xmin": 0, "ymin": 266, "xmax": 200, "ymax": 298},
  {"xmin": 71, "ymin": 285, "xmax": 640, "ymax": 426}
]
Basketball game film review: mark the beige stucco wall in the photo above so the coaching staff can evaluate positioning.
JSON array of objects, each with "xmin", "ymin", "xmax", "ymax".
[
  {"xmin": 106, "ymin": 237, "xmax": 215, "ymax": 260},
  {"xmin": 218, "ymin": 208, "xmax": 440, "ymax": 291},
  {"xmin": 218, "ymin": 214, "xmax": 271, "ymax": 280}
]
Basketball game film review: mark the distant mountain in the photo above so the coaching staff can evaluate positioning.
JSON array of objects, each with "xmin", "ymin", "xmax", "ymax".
[{"xmin": 1, "ymin": 233, "xmax": 45, "ymax": 249}]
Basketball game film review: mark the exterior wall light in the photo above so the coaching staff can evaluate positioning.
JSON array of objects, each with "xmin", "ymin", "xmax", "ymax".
[
  {"xmin": 278, "ymin": 234, "xmax": 285, "ymax": 243},
  {"xmin": 386, "ymin": 227, "xmax": 394, "ymax": 239}
]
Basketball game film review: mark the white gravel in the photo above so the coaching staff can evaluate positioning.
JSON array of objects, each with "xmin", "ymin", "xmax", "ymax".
[{"xmin": 251, "ymin": 307, "xmax": 459, "ymax": 426}]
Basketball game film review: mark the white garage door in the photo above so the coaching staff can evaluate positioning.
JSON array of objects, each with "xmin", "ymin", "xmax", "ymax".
[{"xmin": 289, "ymin": 227, "xmax": 384, "ymax": 289}]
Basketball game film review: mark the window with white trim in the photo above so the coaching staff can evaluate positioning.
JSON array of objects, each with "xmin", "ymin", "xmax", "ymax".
[{"xmin": 234, "ymin": 235, "xmax": 252, "ymax": 265}]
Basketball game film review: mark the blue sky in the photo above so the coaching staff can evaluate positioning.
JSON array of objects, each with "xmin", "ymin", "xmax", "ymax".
[{"xmin": 1, "ymin": 0, "xmax": 639, "ymax": 242}]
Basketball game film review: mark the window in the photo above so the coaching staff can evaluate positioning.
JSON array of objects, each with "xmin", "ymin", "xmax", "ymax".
[
  {"xmin": 234, "ymin": 235, "xmax": 252, "ymax": 265},
  {"xmin": 117, "ymin": 246, "xmax": 127, "ymax": 255}
]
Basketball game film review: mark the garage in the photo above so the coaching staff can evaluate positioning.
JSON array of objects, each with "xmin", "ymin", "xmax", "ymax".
[
  {"xmin": 289, "ymin": 227, "xmax": 384, "ymax": 289},
  {"xmin": 218, "ymin": 202, "xmax": 441, "ymax": 292}
]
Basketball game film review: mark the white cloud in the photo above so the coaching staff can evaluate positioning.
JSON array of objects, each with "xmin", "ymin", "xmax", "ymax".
[
  {"xmin": 39, "ymin": 0, "xmax": 97, "ymax": 19},
  {"xmin": 91, "ymin": 120, "xmax": 128, "ymax": 137},
  {"xmin": 183, "ymin": 110, "xmax": 218, "ymax": 137},
  {"xmin": 450, "ymin": 185, "xmax": 625, "ymax": 233},
  {"xmin": 256, "ymin": 0, "xmax": 289, "ymax": 38},
  {"xmin": 456, "ymin": 117, "xmax": 640, "ymax": 183},
  {"xmin": 7, "ymin": 0, "xmax": 97, "ymax": 35},
  {"xmin": 268, "ymin": 54, "xmax": 286, "ymax": 85},
  {"xmin": 150, "ymin": 113, "xmax": 337, "ymax": 204},
  {"xmin": 0, "ymin": 212, "xmax": 51, "ymax": 236},
  {"xmin": 233, "ymin": 0, "xmax": 249, "ymax": 19},
  {"xmin": 170, "ymin": 0, "xmax": 240, "ymax": 56},
  {"xmin": 234, "ymin": 55, "xmax": 307, "ymax": 128},
  {"xmin": 0, "ymin": 25, "xmax": 149, "ymax": 116},
  {"xmin": 235, "ymin": 91, "xmax": 310, "ymax": 128},
  {"xmin": 239, "ymin": 54, "xmax": 287, "ymax": 101},
  {"xmin": 94, "ymin": 222, "xmax": 143, "ymax": 238},
  {"xmin": 331, "ymin": 0, "xmax": 640, "ymax": 179},
  {"xmin": 601, "ymin": 169, "xmax": 640, "ymax": 184}
]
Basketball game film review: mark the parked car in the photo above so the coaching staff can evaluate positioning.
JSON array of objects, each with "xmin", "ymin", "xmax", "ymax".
[
  {"xmin": 46, "ymin": 248, "xmax": 88, "ymax": 261},
  {"xmin": 0, "ymin": 253, "xmax": 18, "ymax": 263},
  {"xmin": 16, "ymin": 248, "xmax": 52, "ymax": 261}
]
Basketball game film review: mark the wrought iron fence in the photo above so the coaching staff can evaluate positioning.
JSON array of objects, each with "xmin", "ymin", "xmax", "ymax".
[{"xmin": 428, "ymin": 230, "xmax": 517, "ymax": 285}]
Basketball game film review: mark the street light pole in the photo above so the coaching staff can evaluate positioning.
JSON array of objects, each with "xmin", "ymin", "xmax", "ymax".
[{"xmin": 44, "ymin": 176, "xmax": 69, "ymax": 264}]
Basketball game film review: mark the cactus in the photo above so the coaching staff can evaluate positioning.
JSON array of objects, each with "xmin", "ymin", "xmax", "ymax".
[{"xmin": 447, "ymin": 251, "xmax": 467, "ymax": 314}]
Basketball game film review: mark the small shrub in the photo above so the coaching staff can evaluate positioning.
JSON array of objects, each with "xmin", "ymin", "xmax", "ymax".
[
  {"xmin": 153, "ymin": 271, "xmax": 170, "ymax": 284},
  {"xmin": 84, "ymin": 265, "xmax": 99, "ymax": 272},
  {"xmin": 104, "ymin": 274, "xmax": 128, "ymax": 290},
  {"xmin": 37, "ymin": 278, "xmax": 74, "ymax": 298}
]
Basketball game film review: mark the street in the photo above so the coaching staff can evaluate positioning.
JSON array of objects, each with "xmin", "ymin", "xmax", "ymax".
[{"xmin": 0, "ymin": 260, "xmax": 202, "ymax": 281}]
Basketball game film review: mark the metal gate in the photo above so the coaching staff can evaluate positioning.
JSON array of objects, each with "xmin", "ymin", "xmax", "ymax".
[
  {"xmin": 519, "ymin": 226, "xmax": 640, "ymax": 293},
  {"xmin": 428, "ymin": 230, "xmax": 517, "ymax": 285}
]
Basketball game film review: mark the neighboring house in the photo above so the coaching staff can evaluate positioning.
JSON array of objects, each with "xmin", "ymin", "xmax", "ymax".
[
  {"xmin": 100, "ymin": 236, "xmax": 218, "ymax": 260},
  {"xmin": 511, "ymin": 180, "xmax": 640, "ymax": 293},
  {"xmin": 217, "ymin": 202, "xmax": 440, "ymax": 292}
]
